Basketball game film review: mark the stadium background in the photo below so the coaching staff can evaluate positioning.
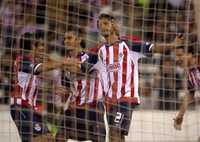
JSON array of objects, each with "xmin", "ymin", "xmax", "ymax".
[{"xmin": 0, "ymin": 0, "xmax": 200, "ymax": 141}]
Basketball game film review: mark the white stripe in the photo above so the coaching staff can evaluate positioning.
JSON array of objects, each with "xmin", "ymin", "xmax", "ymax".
[
  {"xmin": 17, "ymin": 72, "xmax": 31, "ymax": 100},
  {"xmin": 34, "ymin": 63, "xmax": 42, "ymax": 73},
  {"xmin": 191, "ymin": 72, "xmax": 198, "ymax": 87},
  {"xmin": 16, "ymin": 99, "xmax": 22, "ymax": 105},
  {"xmin": 22, "ymin": 75, "xmax": 31, "ymax": 100},
  {"xmin": 131, "ymin": 57, "xmax": 140, "ymax": 103},
  {"xmin": 81, "ymin": 53, "xmax": 89, "ymax": 63},
  {"xmin": 123, "ymin": 42, "xmax": 132, "ymax": 97},
  {"xmin": 133, "ymin": 61, "xmax": 140, "ymax": 101},
  {"xmin": 101, "ymin": 45, "xmax": 106, "ymax": 65},
  {"xmin": 117, "ymin": 43, "xmax": 123, "ymax": 99},
  {"xmin": 10, "ymin": 98, "xmax": 14, "ymax": 105},
  {"xmin": 80, "ymin": 80, "xmax": 86, "ymax": 105},
  {"xmin": 88, "ymin": 79, "xmax": 95, "ymax": 103},
  {"xmin": 97, "ymin": 79, "xmax": 103, "ymax": 100},
  {"xmin": 27, "ymin": 75, "xmax": 37, "ymax": 105}
]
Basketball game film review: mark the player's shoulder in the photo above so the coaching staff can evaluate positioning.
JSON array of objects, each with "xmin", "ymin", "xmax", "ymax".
[
  {"xmin": 15, "ymin": 55, "xmax": 33, "ymax": 63},
  {"xmin": 16, "ymin": 55, "xmax": 33, "ymax": 60},
  {"xmin": 120, "ymin": 35, "xmax": 142, "ymax": 44}
]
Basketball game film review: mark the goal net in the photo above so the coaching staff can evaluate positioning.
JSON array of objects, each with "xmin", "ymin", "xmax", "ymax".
[{"xmin": 0, "ymin": 0, "xmax": 199, "ymax": 142}]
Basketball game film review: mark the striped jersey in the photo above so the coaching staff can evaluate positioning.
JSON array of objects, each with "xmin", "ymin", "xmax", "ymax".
[
  {"xmin": 98, "ymin": 40, "xmax": 152, "ymax": 104},
  {"xmin": 187, "ymin": 66, "xmax": 200, "ymax": 93},
  {"xmin": 11, "ymin": 55, "xmax": 42, "ymax": 109},
  {"xmin": 64, "ymin": 51, "xmax": 105, "ymax": 107},
  {"xmin": 71, "ymin": 72, "xmax": 103, "ymax": 107}
]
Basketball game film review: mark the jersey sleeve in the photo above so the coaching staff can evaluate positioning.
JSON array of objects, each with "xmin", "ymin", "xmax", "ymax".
[
  {"xmin": 16, "ymin": 56, "xmax": 34, "ymax": 73},
  {"xmin": 125, "ymin": 40, "xmax": 153, "ymax": 56},
  {"xmin": 32, "ymin": 63, "xmax": 43, "ymax": 75},
  {"xmin": 121, "ymin": 35, "xmax": 153, "ymax": 56},
  {"xmin": 80, "ymin": 51, "xmax": 98, "ymax": 73},
  {"xmin": 91, "ymin": 61, "xmax": 110, "ymax": 94},
  {"xmin": 187, "ymin": 71, "xmax": 195, "ymax": 95}
]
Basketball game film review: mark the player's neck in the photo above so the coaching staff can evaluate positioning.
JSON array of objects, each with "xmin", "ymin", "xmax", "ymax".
[{"xmin": 105, "ymin": 33, "xmax": 119, "ymax": 45}]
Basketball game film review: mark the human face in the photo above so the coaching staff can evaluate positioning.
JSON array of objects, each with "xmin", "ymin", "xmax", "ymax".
[
  {"xmin": 34, "ymin": 44, "xmax": 45, "ymax": 61},
  {"xmin": 175, "ymin": 48, "xmax": 185, "ymax": 66},
  {"xmin": 188, "ymin": 54, "xmax": 197, "ymax": 66},
  {"xmin": 64, "ymin": 31, "xmax": 78, "ymax": 50},
  {"xmin": 98, "ymin": 17, "xmax": 113, "ymax": 37}
]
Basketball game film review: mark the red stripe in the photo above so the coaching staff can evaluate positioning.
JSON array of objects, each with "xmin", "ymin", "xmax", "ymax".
[
  {"xmin": 121, "ymin": 47, "xmax": 128, "ymax": 96},
  {"xmin": 112, "ymin": 44, "xmax": 119, "ymax": 102},
  {"xmin": 11, "ymin": 85, "xmax": 23, "ymax": 97},
  {"xmin": 86, "ymin": 79, "xmax": 91, "ymax": 103},
  {"xmin": 190, "ymin": 71, "xmax": 196, "ymax": 86},
  {"xmin": 130, "ymin": 63, "xmax": 135, "ymax": 97},
  {"xmin": 188, "ymin": 72, "xmax": 194, "ymax": 86},
  {"xmin": 76, "ymin": 80, "xmax": 82, "ymax": 105},
  {"xmin": 25, "ymin": 75, "xmax": 34, "ymax": 99},
  {"xmin": 106, "ymin": 47, "xmax": 109, "ymax": 65},
  {"xmin": 119, "ymin": 97, "xmax": 139, "ymax": 104}
]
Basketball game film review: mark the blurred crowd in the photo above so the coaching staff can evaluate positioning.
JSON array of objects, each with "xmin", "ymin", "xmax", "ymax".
[{"xmin": 0, "ymin": 0, "xmax": 198, "ymax": 111}]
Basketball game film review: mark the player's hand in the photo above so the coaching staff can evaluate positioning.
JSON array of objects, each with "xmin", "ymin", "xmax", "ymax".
[
  {"xmin": 173, "ymin": 116, "xmax": 183, "ymax": 130},
  {"xmin": 63, "ymin": 58, "xmax": 81, "ymax": 72},
  {"xmin": 63, "ymin": 58, "xmax": 81, "ymax": 66},
  {"xmin": 174, "ymin": 33, "xmax": 184, "ymax": 46}
]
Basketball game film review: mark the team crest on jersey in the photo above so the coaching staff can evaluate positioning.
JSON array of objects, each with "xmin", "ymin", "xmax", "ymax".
[{"xmin": 107, "ymin": 62, "xmax": 120, "ymax": 72}]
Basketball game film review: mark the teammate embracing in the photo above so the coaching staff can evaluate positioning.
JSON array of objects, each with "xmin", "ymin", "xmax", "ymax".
[{"xmin": 10, "ymin": 32, "xmax": 76, "ymax": 142}]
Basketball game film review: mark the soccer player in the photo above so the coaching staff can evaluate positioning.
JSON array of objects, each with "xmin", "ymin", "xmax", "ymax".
[
  {"xmin": 10, "ymin": 32, "xmax": 78, "ymax": 142},
  {"xmin": 97, "ymin": 9, "xmax": 183, "ymax": 142},
  {"xmin": 173, "ymin": 47, "xmax": 199, "ymax": 131},
  {"xmin": 57, "ymin": 27, "xmax": 107, "ymax": 142}
]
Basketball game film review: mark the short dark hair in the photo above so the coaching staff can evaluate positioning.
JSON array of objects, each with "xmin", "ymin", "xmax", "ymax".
[
  {"xmin": 65, "ymin": 26, "xmax": 86, "ymax": 48},
  {"xmin": 66, "ymin": 25, "xmax": 84, "ymax": 37},
  {"xmin": 99, "ymin": 13, "xmax": 115, "ymax": 21},
  {"xmin": 19, "ymin": 32, "xmax": 35, "ymax": 51},
  {"xmin": 34, "ymin": 39, "xmax": 44, "ymax": 48}
]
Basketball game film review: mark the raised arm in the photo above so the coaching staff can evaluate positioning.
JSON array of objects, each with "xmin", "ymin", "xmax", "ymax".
[
  {"xmin": 152, "ymin": 34, "xmax": 184, "ymax": 53},
  {"xmin": 34, "ymin": 58, "xmax": 81, "ymax": 75}
]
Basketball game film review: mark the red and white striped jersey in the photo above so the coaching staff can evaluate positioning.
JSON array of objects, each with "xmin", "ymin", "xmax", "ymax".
[
  {"xmin": 188, "ymin": 66, "xmax": 200, "ymax": 92},
  {"xmin": 98, "ymin": 40, "xmax": 146, "ymax": 104},
  {"xmin": 11, "ymin": 55, "xmax": 42, "ymax": 109},
  {"xmin": 64, "ymin": 51, "xmax": 105, "ymax": 107},
  {"xmin": 71, "ymin": 72, "xmax": 103, "ymax": 107}
]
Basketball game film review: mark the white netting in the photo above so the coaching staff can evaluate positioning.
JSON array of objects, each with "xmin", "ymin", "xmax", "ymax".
[{"xmin": 0, "ymin": 0, "xmax": 199, "ymax": 142}]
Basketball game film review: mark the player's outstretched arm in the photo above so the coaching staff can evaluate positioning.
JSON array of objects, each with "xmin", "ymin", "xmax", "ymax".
[
  {"xmin": 35, "ymin": 57, "xmax": 81, "ymax": 75},
  {"xmin": 152, "ymin": 34, "xmax": 184, "ymax": 53},
  {"xmin": 173, "ymin": 93, "xmax": 194, "ymax": 130}
]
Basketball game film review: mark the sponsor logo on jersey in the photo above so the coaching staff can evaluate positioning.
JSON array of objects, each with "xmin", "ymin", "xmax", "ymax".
[{"xmin": 107, "ymin": 62, "xmax": 120, "ymax": 72}]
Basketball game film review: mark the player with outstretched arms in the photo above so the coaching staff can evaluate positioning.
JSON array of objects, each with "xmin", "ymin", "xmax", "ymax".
[
  {"xmin": 10, "ymin": 32, "xmax": 79, "ymax": 142},
  {"xmin": 97, "ymin": 8, "xmax": 184, "ymax": 142}
]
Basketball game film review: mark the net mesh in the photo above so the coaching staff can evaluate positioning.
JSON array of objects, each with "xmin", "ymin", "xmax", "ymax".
[{"xmin": 0, "ymin": 0, "xmax": 200, "ymax": 141}]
